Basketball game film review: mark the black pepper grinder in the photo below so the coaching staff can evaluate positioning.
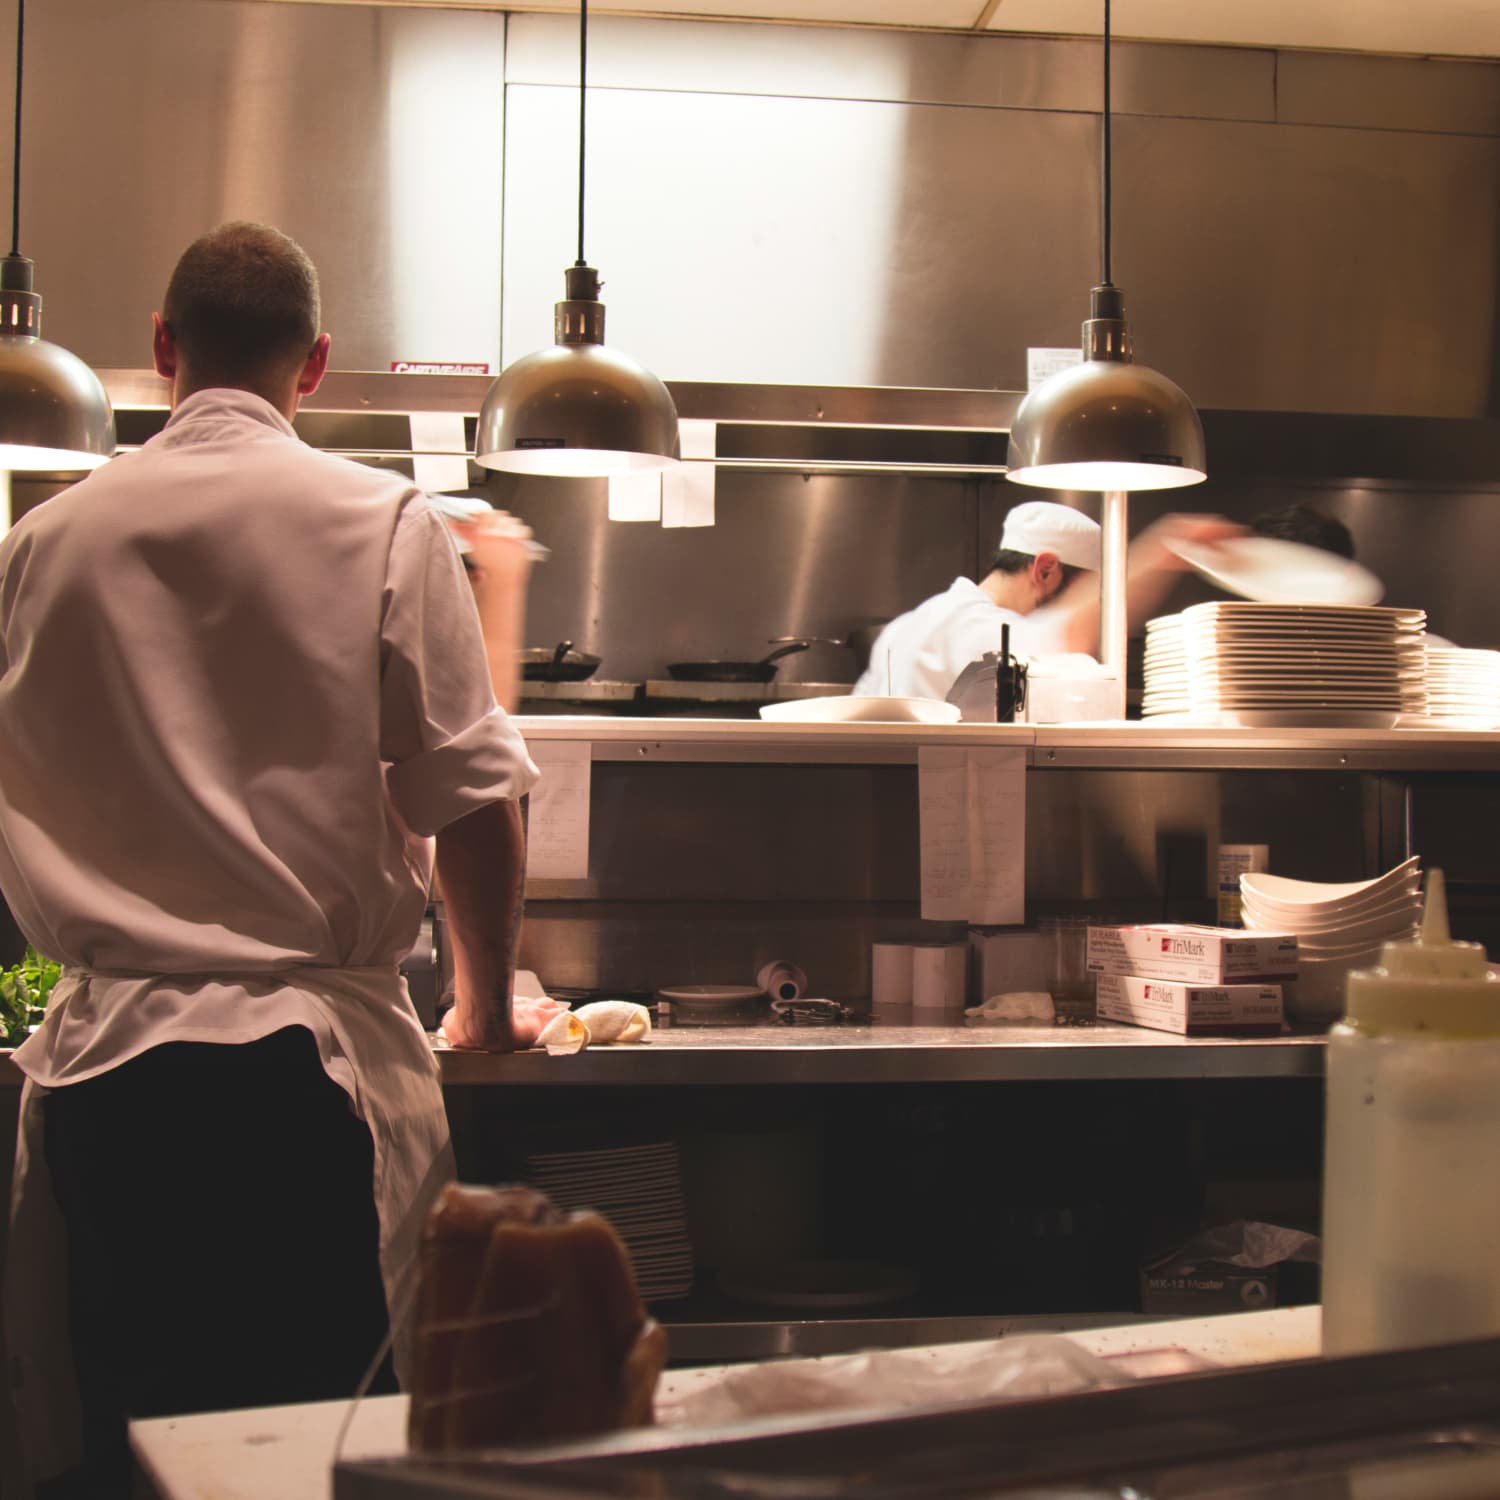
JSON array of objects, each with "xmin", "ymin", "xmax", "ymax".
[{"xmin": 995, "ymin": 623, "xmax": 1029, "ymax": 724}]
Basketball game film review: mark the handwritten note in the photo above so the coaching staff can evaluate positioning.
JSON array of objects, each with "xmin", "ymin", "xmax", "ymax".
[
  {"xmin": 408, "ymin": 412, "xmax": 471, "ymax": 495},
  {"xmin": 525, "ymin": 741, "xmax": 591, "ymax": 880},
  {"xmin": 918, "ymin": 747, "xmax": 1026, "ymax": 923}
]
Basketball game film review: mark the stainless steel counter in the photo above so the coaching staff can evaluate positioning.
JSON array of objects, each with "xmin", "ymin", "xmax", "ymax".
[
  {"xmin": 433, "ymin": 1021, "xmax": 1325, "ymax": 1086},
  {"xmin": 512, "ymin": 716, "xmax": 1500, "ymax": 771},
  {"xmin": 0, "ymin": 1023, "xmax": 1324, "ymax": 1090}
]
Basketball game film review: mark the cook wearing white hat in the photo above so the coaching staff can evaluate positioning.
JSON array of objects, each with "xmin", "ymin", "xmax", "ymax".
[
  {"xmin": 998, "ymin": 500, "xmax": 1102, "ymax": 572},
  {"xmin": 851, "ymin": 501, "xmax": 1239, "ymax": 705},
  {"xmin": 852, "ymin": 500, "xmax": 1101, "ymax": 703}
]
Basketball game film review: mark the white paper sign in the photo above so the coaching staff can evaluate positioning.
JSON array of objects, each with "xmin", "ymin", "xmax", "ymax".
[
  {"xmin": 408, "ymin": 411, "xmax": 471, "ymax": 494},
  {"xmin": 661, "ymin": 461, "xmax": 716, "ymax": 528},
  {"xmin": 607, "ymin": 471, "xmax": 662, "ymax": 522},
  {"xmin": 917, "ymin": 747, "xmax": 1026, "ymax": 924},
  {"xmin": 525, "ymin": 741, "xmax": 591, "ymax": 880},
  {"xmin": 1026, "ymin": 347, "xmax": 1084, "ymax": 391}
]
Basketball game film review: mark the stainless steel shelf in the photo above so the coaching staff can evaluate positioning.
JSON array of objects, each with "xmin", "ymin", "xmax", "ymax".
[
  {"xmin": 434, "ymin": 1022, "xmax": 1325, "ymax": 1087},
  {"xmin": 512, "ymin": 715, "xmax": 1500, "ymax": 772}
]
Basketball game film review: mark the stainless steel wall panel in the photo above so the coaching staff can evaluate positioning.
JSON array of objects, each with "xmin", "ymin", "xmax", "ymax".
[
  {"xmin": 1277, "ymin": 53, "xmax": 1500, "ymax": 137},
  {"xmin": 513, "ymin": 764, "xmax": 1370, "ymax": 994},
  {"xmin": 1111, "ymin": 115, "xmax": 1500, "ymax": 416},
  {"xmin": 504, "ymin": 15, "xmax": 1100, "ymax": 112},
  {"xmin": 506, "ymin": 17, "xmax": 1272, "ymax": 123},
  {"xmin": 490, "ymin": 470, "xmax": 980, "ymax": 680},
  {"xmin": 500, "ymin": 79, "xmax": 1099, "ymax": 389},
  {"xmin": 13, "ymin": 0, "xmax": 506, "ymax": 372},
  {"xmin": 1108, "ymin": 41, "xmax": 1274, "ymax": 124}
]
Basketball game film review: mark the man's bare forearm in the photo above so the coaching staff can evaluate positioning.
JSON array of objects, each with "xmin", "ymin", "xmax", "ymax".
[{"xmin": 434, "ymin": 798, "xmax": 526, "ymax": 1049}]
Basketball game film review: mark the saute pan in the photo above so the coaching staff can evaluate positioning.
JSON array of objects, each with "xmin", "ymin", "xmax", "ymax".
[
  {"xmin": 521, "ymin": 641, "xmax": 602, "ymax": 683},
  {"xmin": 666, "ymin": 639, "xmax": 820, "ymax": 684}
]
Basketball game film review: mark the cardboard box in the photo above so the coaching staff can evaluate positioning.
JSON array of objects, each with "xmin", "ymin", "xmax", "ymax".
[
  {"xmin": 1087, "ymin": 923, "xmax": 1298, "ymax": 984},
  {"xmin": 1140, "ymin": 1262, "xmax": 1279, "ymax": 1315},
  {"xmin": 1096, "ymin": 973, "xmax": 1284, "ymax": 1037}
]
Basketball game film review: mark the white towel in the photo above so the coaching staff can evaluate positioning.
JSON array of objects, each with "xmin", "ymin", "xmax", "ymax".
[{"xmin": 535, "ymin": 1000, "xmax": 652, "ymax": 1055}]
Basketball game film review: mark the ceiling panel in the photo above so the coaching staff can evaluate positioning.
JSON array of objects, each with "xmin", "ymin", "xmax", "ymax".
[
  {"xmin": 345, "ymin": 0, "xmax": 1500, "ymax": 61},
  {"xmin": 983, "ymin": 0, "xmax": 1500, "ymax": 60}
]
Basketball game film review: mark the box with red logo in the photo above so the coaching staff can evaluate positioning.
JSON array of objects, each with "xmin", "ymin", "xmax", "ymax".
[
  {"xmin": 1086, "ymin": 923, "xmax": 1298, "ymax": 985},
  {"xmin": 1096, "ymin": 973, "xmax": 1284, "ymax": 1036}
]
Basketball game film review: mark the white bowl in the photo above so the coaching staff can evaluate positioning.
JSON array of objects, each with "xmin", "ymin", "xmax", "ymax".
[
  {"xmin": 1241, "ymin": 892, "xmax": 1423, "ymax": 940},
  {"xmin": 1240, "ymin": 858, "xmax": 1422, "ymax": 916},
  {"xmin": 1241, "ymin": 883, "xmax": 1422, "ymax": 929},
  {"xmin": 1297, "ymin": 945, "xmax": 1385, "ymax": 972},
  {"xmin": 1295, "ymin": 927, "xmax": 1419, "ymax": 960},
  {"xmin": 759, "ymin": 695, "xmax": 962, "ymax": 724}
]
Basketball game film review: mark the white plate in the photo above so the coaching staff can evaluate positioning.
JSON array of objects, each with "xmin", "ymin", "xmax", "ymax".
[
  {"xmin": 1242, "ymin": 859, "xmax": 1422, "ymax": 909},
  {"xmin": 1183, "ymin": 601, "xmax": 1418, "ymax": 624},
  {"xmin": 759, "ymin": 695, "xmax": 961, "ymax": 724}
]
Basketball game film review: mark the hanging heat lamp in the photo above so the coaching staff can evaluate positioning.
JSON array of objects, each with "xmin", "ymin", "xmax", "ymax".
[
  {"xmin": 1006, "ymin": 0, "xmax": 1204, "ymax": 492},
  {"xmin": 475, "ymin": 0, "xmax": 678, "ymax": 478},
  {"xmin": 0, "ymin": 0, "xmax": 113, "ymax": 472}
]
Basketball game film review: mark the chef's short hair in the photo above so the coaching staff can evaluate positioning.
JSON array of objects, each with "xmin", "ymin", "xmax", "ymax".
[
  {"xmin": 1251, "ymin": 504, "xmax": 1355, "ymax": 559},
  {"xmin": 991, "ymin": 547, "xmax": 1085, "ymax": 587},
  {"xmin": 162, "ymin": 222, "xmax": 320, "ymax": 385}
]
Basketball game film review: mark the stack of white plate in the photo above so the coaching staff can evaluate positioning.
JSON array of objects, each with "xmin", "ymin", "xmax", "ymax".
[
  {"xmin": 1415, "ymin": 643, "xmax": 1500, "ymax": 728},
  {"xmin": 1143, "ymin": 602, "xmax": 1427, "ymax": 728},
  {"xmin": 1141, "ymin": 613, "xmax": 1189, "ymax": 719},
  {"xmin": 525, "ymin": 1141, "xmax": 694, "ymax": 1303},
  {"xmin": 1239, "ymin": 858, "xmax": 1424, "ymax": 1020}
]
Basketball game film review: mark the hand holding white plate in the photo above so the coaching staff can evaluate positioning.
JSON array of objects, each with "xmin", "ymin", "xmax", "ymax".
[{"xmin": 1165, "ymin": 534, "xmax": 1384, "ymax": 606}]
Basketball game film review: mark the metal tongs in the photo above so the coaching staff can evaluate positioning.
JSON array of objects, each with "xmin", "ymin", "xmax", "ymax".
[{"xmin": 995, "ymin": 622, "xmax": 1029, "ymax": 723}]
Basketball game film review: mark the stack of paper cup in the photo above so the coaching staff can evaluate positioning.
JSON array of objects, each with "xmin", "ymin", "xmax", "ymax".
[
  {"xmin": 871, "ymin": 942, "xmax": 913, "ymax": 1008},
  {"xmin": 912, "ymin": 942, "xmax": 968, "ymax": 1016}
]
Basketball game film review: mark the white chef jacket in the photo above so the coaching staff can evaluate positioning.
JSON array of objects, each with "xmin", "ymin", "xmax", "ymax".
[
  {"xmin": 851, "ymin": 577, "xmax": 1075, "ymax": 701},
  {"xmin": 0, "ymin": 389, "xmax": 538, "ymax": 1477}
]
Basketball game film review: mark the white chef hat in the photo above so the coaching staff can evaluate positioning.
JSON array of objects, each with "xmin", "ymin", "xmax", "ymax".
[{"xmin": 998, "ymin": 501, "xmax": 1101, "ymax": 571}]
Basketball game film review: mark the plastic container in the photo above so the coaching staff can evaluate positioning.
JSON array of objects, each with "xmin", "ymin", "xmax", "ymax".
[{"xmin": 1321, "ymin": 869, "xmax": 1500, "ymax": 1356}]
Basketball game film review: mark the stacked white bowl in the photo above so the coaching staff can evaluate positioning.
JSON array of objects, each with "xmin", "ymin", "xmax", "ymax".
[{"xmin": 1239, "ymin": 857, "xmax": 1424, "ymax": 1021}]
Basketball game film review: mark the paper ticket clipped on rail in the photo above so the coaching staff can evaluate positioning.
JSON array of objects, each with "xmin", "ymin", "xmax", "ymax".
[
  {"xmin": 917, "ymin": 747, "xmax": 1026, "ymax": 923},
  {"xmin": 525, "ymin": 741, "xmax": 591, "ymax": 880}
]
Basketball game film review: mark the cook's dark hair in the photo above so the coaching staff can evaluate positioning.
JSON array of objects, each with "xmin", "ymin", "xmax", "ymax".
[
  {"xmin": 1251, "ymin": 504, "xmax": 1355, "ymax": 559},
  {"xmin": 162, "ymin": 222, "xmax": 320, "ymax": 388},
  {"xmin": 991, "ymin": 546, "xmax": 1084, "ymax": 588}
]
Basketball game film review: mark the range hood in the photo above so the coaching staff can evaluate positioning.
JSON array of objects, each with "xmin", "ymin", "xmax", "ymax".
[
  {"xmin": 100, "ymin": 370, "xmax": 1021, "ymax": 478},
  {"xmin": 97, "ymin": 370, "xmax": 1500, "ymax": 487}
]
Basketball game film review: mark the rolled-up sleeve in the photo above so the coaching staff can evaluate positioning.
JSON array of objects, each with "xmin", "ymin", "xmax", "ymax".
[{"xmin": 380, "ymin": 500, "xmax": 539, "ymax": 836}]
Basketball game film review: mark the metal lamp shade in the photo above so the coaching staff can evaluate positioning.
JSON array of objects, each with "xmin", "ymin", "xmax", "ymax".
[
  {"xmin": 0, "ymin": 333, "xmax": 114, "ymax": 471},
  {"xmin": 474, "ymin": 342, "xmax": 680, "ymax": 478},
  {"xmin": 1006, "ymin": 357, "xmax": 1206, "ymax": 492}
]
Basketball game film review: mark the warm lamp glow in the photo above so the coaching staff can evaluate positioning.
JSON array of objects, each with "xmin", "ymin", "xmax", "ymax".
[{"xmin": 0, "ymin": 440, "xmax": 109, "ymax": 471}]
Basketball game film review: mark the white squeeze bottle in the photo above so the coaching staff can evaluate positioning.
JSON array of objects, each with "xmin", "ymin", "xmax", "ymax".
[{"xmin": 1322, "ymin": 869, "xmax": 1500, "ymax": 1356}]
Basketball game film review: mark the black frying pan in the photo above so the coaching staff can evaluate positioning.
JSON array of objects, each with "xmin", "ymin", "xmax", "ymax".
[
  {"xmin": 521, "ymin": 641, "xmax": 602, "ymax": 683},
  {"xmin": 666, "ymin": 639, "xmax": 816, "ymax": 684}
]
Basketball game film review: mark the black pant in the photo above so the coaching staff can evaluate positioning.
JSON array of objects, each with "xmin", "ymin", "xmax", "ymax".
[{"xmin": 42, "ymin": 1025, "xmax": 396, "ymax": 1496}]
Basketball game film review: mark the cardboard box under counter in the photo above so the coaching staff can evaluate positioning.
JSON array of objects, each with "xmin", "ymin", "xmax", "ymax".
[
  {"xmin": 1096, "ymin": 973, "xmax": 1285, "ymax": 1037},
  {"xmin": 1087, "ymin": 923, "xmax": 1298, "ymax": 985}
]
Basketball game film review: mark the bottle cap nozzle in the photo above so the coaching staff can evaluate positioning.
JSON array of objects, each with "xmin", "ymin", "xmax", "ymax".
[{"xmin": 1345, "ymin": 867, "xmax": 1498, "ymax": 1033}]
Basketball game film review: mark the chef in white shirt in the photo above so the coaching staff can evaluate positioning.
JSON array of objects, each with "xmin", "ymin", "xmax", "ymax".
[
  {"xmin": 853, "ymin": 500, "xmax": 1234, "ymax": 703},
  {"xmin": 0, "ymin": 222, "xmax": 562, "ymax": 1496},
  {"xmin": 853, "ymin": 501, "xmax": 1102, "ymax": 701}
]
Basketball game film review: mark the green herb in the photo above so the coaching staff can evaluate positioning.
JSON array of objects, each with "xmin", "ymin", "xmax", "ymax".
[{"xmin": 0, "ymin": 946, "xmax": 60, "ymax": 1046}]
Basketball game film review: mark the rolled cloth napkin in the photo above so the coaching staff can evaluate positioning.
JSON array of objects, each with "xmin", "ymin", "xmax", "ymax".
[
  {"xmin": 537, "ymin": 1000, "xmax": 653, "ymax": 1055},
  {"xmin": 966, "ymin": 992, "xmax": 1056, "ymax": 1023}
]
